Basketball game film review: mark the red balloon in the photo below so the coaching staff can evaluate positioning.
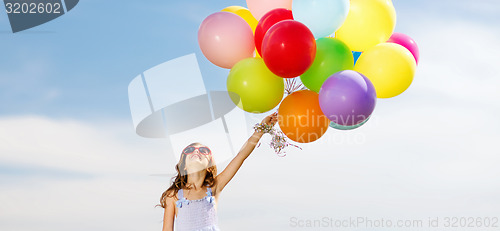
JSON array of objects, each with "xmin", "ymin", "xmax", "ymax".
[
  {"xmin": 262, "ymin": 20, "xmax": 316, "ymax": 78},
  {"xmin": 254, "ymin": 8, "xmax": 293, "ymax": 57}
]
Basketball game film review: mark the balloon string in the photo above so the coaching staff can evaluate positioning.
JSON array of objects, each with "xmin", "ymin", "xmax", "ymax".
[
  {"xmin": 253, "ymin": 122, "xmax": 302, "ymax": 156},
  {"xmin": 255, "ymin": 78, "xmax": 305, "ymax": 156},
  {"xmin": 285, "ymin": 78, "xmax": 306, "ymax": 95}
]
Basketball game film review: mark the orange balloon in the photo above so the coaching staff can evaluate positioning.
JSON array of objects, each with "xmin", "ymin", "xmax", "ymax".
[{"xmin": 278, "ymin": 90, "xmax": 330, "ymax": 143}]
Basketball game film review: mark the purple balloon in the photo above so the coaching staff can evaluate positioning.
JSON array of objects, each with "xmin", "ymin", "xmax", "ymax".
[{"xmin": 319, "ymin": 70, "xmax": 376, "ymax": 126}]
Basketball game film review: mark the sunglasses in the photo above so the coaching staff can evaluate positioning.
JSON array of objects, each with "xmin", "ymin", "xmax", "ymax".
[{"xmin": 182, "ymin": 146, "xmax": 211, "ymax": 155}]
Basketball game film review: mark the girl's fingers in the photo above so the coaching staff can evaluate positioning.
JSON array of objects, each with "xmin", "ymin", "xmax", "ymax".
[{"xmin": 264, "ymin": 112, "xmax": 278, "ymax": 125}]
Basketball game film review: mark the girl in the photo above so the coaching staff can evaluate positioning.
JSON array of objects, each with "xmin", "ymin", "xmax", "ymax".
[{"xmin": 159, "ymin": 112, "xmax": 278, "ymax": 231}]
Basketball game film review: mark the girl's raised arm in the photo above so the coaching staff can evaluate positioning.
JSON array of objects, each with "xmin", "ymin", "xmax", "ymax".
[{"xmin": 215, "ymin": 113, "xmax": 277, "ymax": 194}]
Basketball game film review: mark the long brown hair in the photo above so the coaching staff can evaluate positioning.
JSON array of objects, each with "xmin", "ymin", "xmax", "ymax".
[{"xmin": 157, "ymin": 142, "xmax": 217, "ymax": 208}]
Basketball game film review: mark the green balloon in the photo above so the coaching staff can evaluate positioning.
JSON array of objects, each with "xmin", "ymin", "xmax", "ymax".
[
  {"xmin": 330, "ymin": 116, "xmax": 370, "ymax": 130},
  {"xmin": 227, "ymin": 58, "xmax": 284, "ymax": 113},
  {"xmin": 300, "ymin": 38, "xmax": 354, "ymax": 93}
]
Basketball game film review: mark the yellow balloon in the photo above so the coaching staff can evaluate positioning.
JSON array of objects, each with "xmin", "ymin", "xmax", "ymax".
[
  {"xmin": 354, "ymin": 43, "xmax": 416, "ymax": 98},
  {"xmin": 227, "ymin": 58, "xmax": 284, "ymax": 113},
  {"xmin": 221, "ymin": 6, "xmax": 258, "ymax": 33},
  {"xmin": 335, "ymin": 0, "xmax": 396, "ymax": 52},
  {"xmin": 254, "ymin": 49, "xmax": 261, "ymax": 58}
]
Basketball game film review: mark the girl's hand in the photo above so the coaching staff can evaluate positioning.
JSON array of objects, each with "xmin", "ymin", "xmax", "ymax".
[{"xmin": 261, "ymin": 112, "xmax": 278, "ymax": 126}]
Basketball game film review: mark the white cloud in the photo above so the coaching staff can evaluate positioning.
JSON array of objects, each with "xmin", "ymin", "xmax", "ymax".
[
  {"xmin": 0, "ymin": 116, "xmax": 171, "ymax": 176},
  {"xmin": 452, "ymin": 0, "xmax": 500, "ymax": 16},
  {"xmin": 0, "ymin": 116, "xmax": 174, "ymax": 231},
  {"xmin": 398, "ymin": 28, "xmax": 499, "ymax": 111}
]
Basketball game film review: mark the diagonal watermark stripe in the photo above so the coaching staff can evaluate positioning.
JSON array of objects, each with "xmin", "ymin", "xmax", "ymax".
[{"xmin": 128, "ymin": 54, "xmax": 249, "ymax": 175}]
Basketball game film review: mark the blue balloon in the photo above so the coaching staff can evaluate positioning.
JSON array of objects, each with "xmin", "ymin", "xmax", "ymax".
[
  {"xmin": 292, "ymin": 0, "xmax": 350, "ymax": 39},
  {"xmin": 352, "ymin": 51, "xmax": 362, "ymax": 65}
]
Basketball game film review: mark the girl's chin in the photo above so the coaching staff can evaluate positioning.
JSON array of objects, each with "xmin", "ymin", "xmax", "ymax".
[
  {"xmin": 186, "ymin": 162, "xmax": 209, "ymax": 170},
  {"xmin": 186, "ymin": 167, "xmax": 208, "ymax": 174}
]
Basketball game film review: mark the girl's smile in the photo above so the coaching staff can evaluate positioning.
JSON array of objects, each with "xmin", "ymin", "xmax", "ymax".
[{"xmin": 189, "ymin": 153, "xmax": 202, "ymax": 160}]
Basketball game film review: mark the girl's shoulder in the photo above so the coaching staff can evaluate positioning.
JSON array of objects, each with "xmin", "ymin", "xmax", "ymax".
[
  {"xmin": 162, "ymin": 195, "xmax": 177, "ymax": 210},
  {"xmin": 165, "ymin": 188, "xmax": 180, "ymax": 200},
  {"xmin": 159, "ymin": 189, "xmax": 178, "ymax": 209}
]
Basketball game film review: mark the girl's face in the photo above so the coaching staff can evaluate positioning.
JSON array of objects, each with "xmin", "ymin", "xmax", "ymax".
[{"xmin": 183, "ymin": 144, "xmax": 212, "ymax": 173}]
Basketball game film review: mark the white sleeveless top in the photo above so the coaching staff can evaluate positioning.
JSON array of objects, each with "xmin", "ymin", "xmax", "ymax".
[{"xmin": 175, "ymin": 187, "xmax": 220, "ymax": 231}]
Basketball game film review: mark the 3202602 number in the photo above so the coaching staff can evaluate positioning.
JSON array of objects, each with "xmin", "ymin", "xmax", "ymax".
[
  {"xmin": 443, "ymin": 217, "xmax": 499, "ymax": 228},
  {"xmin": 5, "ymin": 2, "xmax": 61, "ymax": 14}
]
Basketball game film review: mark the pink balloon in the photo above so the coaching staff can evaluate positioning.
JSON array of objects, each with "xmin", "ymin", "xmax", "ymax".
[
  {"xmin": 198, "ymin": 12, "xmax": 255, "ymax": 69},
  {"xmin": 387, "ymin": 32, "xmax": 420, "ymax": 65},
  {"xmin": 246, "ymin": 0, "xmax": 292, "ymax": 21}
]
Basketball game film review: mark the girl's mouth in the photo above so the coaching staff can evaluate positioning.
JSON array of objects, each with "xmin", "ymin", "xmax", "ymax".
[{"xmin": 189, "ymin": 154, "xmax": 202, "ymax": 160}]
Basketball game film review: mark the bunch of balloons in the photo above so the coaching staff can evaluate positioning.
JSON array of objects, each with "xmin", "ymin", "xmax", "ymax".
[{"xmin": 198, "ymin": 0, "xmax": 419, "ymax": 144}]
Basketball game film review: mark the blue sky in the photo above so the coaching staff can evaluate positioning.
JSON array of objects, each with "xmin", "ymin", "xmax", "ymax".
[
  {"xmin": 1, "ymin": 1, "xmax": 500, "ymax": 231},
  {"xmin": 0, "ymin": 0, "xmax": 249, "ymax": 120}
]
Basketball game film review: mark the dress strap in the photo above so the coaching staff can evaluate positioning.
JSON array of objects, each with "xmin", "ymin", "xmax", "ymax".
[
  {"xmin": 178, "ymin": 189, "xmax": 184, "ymax": 199},
  {"xmin": 176, "ymin": 189, "xmax": 189, "ymax": 208},
  {"xmin": 205, "ymin": 187, "xmax": 215, "ymax": 204}
]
